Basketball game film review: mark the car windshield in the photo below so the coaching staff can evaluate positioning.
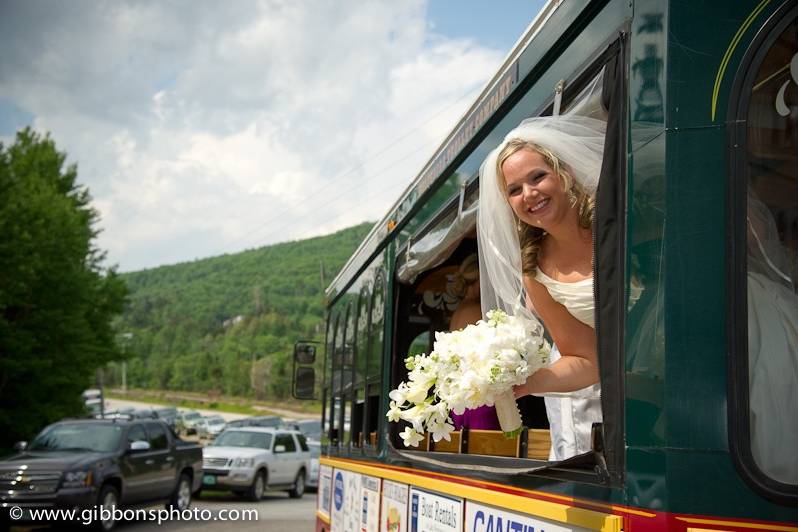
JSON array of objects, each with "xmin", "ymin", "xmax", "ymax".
[
  {"xmin": 208, "ymin": 417, "xmax": 225, "ymax": 425},
  {"xmin": 212, "ymin": 431, "xmax": 272, "ymax": 449},
  {"xmin": 184, "ymin": 412, "xmax": 201, "ymax": 420},
  {"xmin": 29, "ymin": 424, "xmax": 122, "ymax": 452},
  {"xmin": 156, "ymin": 408, "xmax": 177, "ymax": 417}
]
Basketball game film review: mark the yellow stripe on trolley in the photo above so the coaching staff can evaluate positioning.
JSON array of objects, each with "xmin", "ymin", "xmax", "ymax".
[
  {"xmin": 316, "ymin": 510, "xmax": 331, "ymax": 525},
  {"xmin": 321, "ymin": 457, "xmax": 622, "ymax": 532}
]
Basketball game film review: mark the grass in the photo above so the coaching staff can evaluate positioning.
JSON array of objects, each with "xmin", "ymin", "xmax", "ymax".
[{"xmin": 106, "ymin": 388, "xmax": 323, "ymax": 418}]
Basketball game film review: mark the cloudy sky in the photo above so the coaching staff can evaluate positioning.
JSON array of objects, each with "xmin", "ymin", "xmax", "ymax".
[{"xmin": 0, "ymin": 0, "xmax": 545, "ymax": 272}]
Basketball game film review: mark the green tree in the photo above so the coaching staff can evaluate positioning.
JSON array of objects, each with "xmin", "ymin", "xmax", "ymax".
[{"xmin": 0, "ymin": 128, "xmax": 127, "ymax": 451}]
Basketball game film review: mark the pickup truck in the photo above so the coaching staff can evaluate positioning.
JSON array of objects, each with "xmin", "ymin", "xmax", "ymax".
[{"xmin": 0, "ymin": 418, "xmax": 202, "ymax": 531}]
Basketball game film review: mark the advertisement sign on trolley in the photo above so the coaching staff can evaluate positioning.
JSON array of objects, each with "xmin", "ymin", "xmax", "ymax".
[
  {"xmin": 360, "ymin": 474, "xmax": 381, "ymax": 532},
  {"xmin": 466, "ymin": 500, "xmax": 595, "ymax": 532},
  {"xmin": 330, "ymin": 468, "xmax": 382, "ymax": 532},
  {"xmin": 380, "ymin": 480, "xmax": 409, "ymax": 532},
  {"xmin": 318, "ymin": 464, "xmax": 333, "ymax": 520},
  {"xmin": 409, "ymin": 487, "xmax": 463, "ymax": 532}
]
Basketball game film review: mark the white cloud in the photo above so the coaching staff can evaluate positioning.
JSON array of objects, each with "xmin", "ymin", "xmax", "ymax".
[{"xmin": 0, "ymin": 0, "xmax": 504, "ymax": 271}]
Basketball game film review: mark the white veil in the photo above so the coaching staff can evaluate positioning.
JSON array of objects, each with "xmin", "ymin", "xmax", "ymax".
[{"xmin": 477, "ymin": 115, "xmax": 607, "ymax": 321}]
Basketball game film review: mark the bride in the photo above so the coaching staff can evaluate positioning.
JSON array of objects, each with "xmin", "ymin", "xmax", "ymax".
[{"xmin": 477, "ymin": 115, "xmax": 606, "ymax": 460}]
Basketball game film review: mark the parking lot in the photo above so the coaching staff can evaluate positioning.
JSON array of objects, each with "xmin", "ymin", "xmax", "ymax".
[{"xmin": 5, "ymin": 397, "xmax": 320, "ymax": 532}]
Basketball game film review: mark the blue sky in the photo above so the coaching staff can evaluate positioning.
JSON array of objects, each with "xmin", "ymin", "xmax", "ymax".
[
  {"xmin": 0, "ymin": 0, "xmax": 547, "ymax": 271},
  {"xmin": 427, "ymin": 0, "xmax": 542, "ymax": 50}
]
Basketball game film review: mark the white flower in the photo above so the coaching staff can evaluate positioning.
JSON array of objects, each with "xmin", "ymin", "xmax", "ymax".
[
  {"xmin": 428, "ymin": 420, "xmax": 454, "ymax": 442},
  {"xmin": 388, "ymin": 383, "xmax": 409, "ymax": 405},
  {"xmin": 405, "ymin": 382, "xmax": 430, "ymax": 404},
  {"xmin": 399, "ymin": 426, "xmax": 424, "ymax": 448},
  {"xmin": 386, "ymin": 309, "xmax": 550, "ymax": 440},
  {"xmin": 386, "ymin": 401, "xmax": 403, "ymax": 423}
]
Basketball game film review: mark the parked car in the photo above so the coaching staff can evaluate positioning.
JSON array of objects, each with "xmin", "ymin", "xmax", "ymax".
[
  {"xmin": 194, "ymin": 417, "xmax": 209, "ymax": 438},
  {"xmin": 306, "ymin": 440, "xmax": 320, "ymax": 490},
  {"xmin": 130, "ymin": 408, "xmax": 158, "ymax": 420},
  {"xmin": 226, "ymin": 415, "xmax": 283, "ymax": 429},
  {"xmin": 294, "ymin": 419, "xmax": 322, "ymax": 442},
  {"xmin": 200, "ymin": 427, "xmax": 310, "ymax": 501},
  {"xmin": 178, "ymin": 410, "xmax": 203, "ymax": 435},
  {"xmin": 0, "ymin": 418, "xmax": 202, "ymax": 531},
  {"xmin": 154, "ymin": 406, "xmax": 179, "ymax": 429},
  {"xmin": 204, "ymin": 416, "xmax": 227, "ymax": 438}
]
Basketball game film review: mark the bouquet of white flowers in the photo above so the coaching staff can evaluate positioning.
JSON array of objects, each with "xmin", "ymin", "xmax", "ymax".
[{"xmin": 387, "ymin": 309, "xmax": 550, "ymax": 447}]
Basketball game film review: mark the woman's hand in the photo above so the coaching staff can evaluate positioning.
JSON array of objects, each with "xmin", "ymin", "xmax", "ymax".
[
  {"xmin": 513, "ymin": 379, "xmax": 532, "ymax": 399},
  {"xmin": 513, "ymin": 357, "xmax": 599, "ymax": 397}
]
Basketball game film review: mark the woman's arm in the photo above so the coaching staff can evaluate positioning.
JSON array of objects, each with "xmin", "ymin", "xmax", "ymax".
[{"xmin": 515, "ymin": 274, "xmax": 599, "ymax": 396}]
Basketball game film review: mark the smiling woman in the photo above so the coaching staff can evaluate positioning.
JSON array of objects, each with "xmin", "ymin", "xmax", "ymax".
[{"xmin": 477, "ymin": 114, "xmax": 606, "ymax": 460}]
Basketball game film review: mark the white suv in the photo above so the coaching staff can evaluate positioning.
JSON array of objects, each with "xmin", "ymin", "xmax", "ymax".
[{"xmin": 200, "ymin": 427, "xmax": 310, "ymax": 500}]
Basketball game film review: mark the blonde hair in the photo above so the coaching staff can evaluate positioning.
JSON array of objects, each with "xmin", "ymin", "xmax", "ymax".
[{"xmin": 496, "ymin": 140, "xmax": 594, "ymax": 275}]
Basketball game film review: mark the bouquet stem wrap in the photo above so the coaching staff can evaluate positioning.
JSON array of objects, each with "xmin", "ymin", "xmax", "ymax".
[{"xmin": 494, "ymin": 391, "xmax": 523, "ymax": 438}]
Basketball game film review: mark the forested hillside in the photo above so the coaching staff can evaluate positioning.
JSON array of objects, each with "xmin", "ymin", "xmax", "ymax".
[{"xmin": 112, "ymin": 223, "xmax": 372, "ymax": 399}]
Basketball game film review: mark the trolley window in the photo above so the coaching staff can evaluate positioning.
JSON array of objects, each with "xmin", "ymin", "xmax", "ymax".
[{"xmin": 729, "ymin": 2, "xmax": 798, "ymax": 501}]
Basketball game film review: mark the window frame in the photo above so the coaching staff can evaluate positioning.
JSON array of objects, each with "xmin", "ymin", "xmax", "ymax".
[
  {"xmin": 350, "ymin": 283, "xmax": 371, "ymax": 450},
  {"xmin": 126, "ymin": 424, "xmax": 148, "ymax": 445},
  {"xmin": 275, "ymin": 433, "xmax": 296, "ymax": 453},
  {"xmin": 726, "ymin": 0, "xmax": 798, "ymax": 505},
  {"xmin": 326, "ymin": 312, "xmax": 341, "ymax": 446},
  {"xmin": 144, "ymin": 422, "xmax": 168, "ymax": 451},
  {"xmin": 341, "ymin": 301, "xmax": 355, "ymax": 447},
  {"xmin": 364, "ymin": 269, "xmax": 386, "ymax": 453}
]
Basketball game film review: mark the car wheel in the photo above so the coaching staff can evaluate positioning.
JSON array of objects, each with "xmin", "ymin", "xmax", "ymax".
[
  {"xmin": 96, "ymin": 484, "xmax": 119, "ymax": 532},
  {"xmin": 288, "ymin": 469, "xmax": 305, "ymax": 499},
  {"xmin": 247, "ymin": 470, "xmax": 266, "ymax": 502},
  {"xmin": 167, "ymin": 473, "xmax": 192, "ymax": 511}
]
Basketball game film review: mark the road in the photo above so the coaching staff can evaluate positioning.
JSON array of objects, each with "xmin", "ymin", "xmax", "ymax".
[
  {"xmin": 123, "ymin": 491, "xmax": 316, "ymax": 532},
  {"xmin": 9, "ymin": 491, "xmax": 316, "ymax": 532}
]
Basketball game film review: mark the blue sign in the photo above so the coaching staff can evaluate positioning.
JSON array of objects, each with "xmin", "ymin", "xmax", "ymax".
[{"xmin": 333, "ymin": 471, "xmax": 344, "ymax": 511}]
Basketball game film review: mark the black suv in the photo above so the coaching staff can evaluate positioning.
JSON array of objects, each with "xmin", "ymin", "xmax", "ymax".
[{"xmin": 0, "ymin": 418, "xmax": 202, "ymax": 531}]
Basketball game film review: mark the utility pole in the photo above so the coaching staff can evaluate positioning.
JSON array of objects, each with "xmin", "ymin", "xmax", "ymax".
[{"xmin": 120, "ymin": 332, "xmax": 133, "ymax": 394}]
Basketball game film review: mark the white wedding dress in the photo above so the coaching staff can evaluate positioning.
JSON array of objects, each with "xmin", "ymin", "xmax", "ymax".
[{"xmin": 534, "ymin": 269, "xmax": 602, "ymax": 461}]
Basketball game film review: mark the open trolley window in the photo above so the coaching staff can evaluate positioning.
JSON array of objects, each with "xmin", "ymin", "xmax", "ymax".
[{"xmin": 386, "ymin": 34, "xmax": 629, "ymax": 485}]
